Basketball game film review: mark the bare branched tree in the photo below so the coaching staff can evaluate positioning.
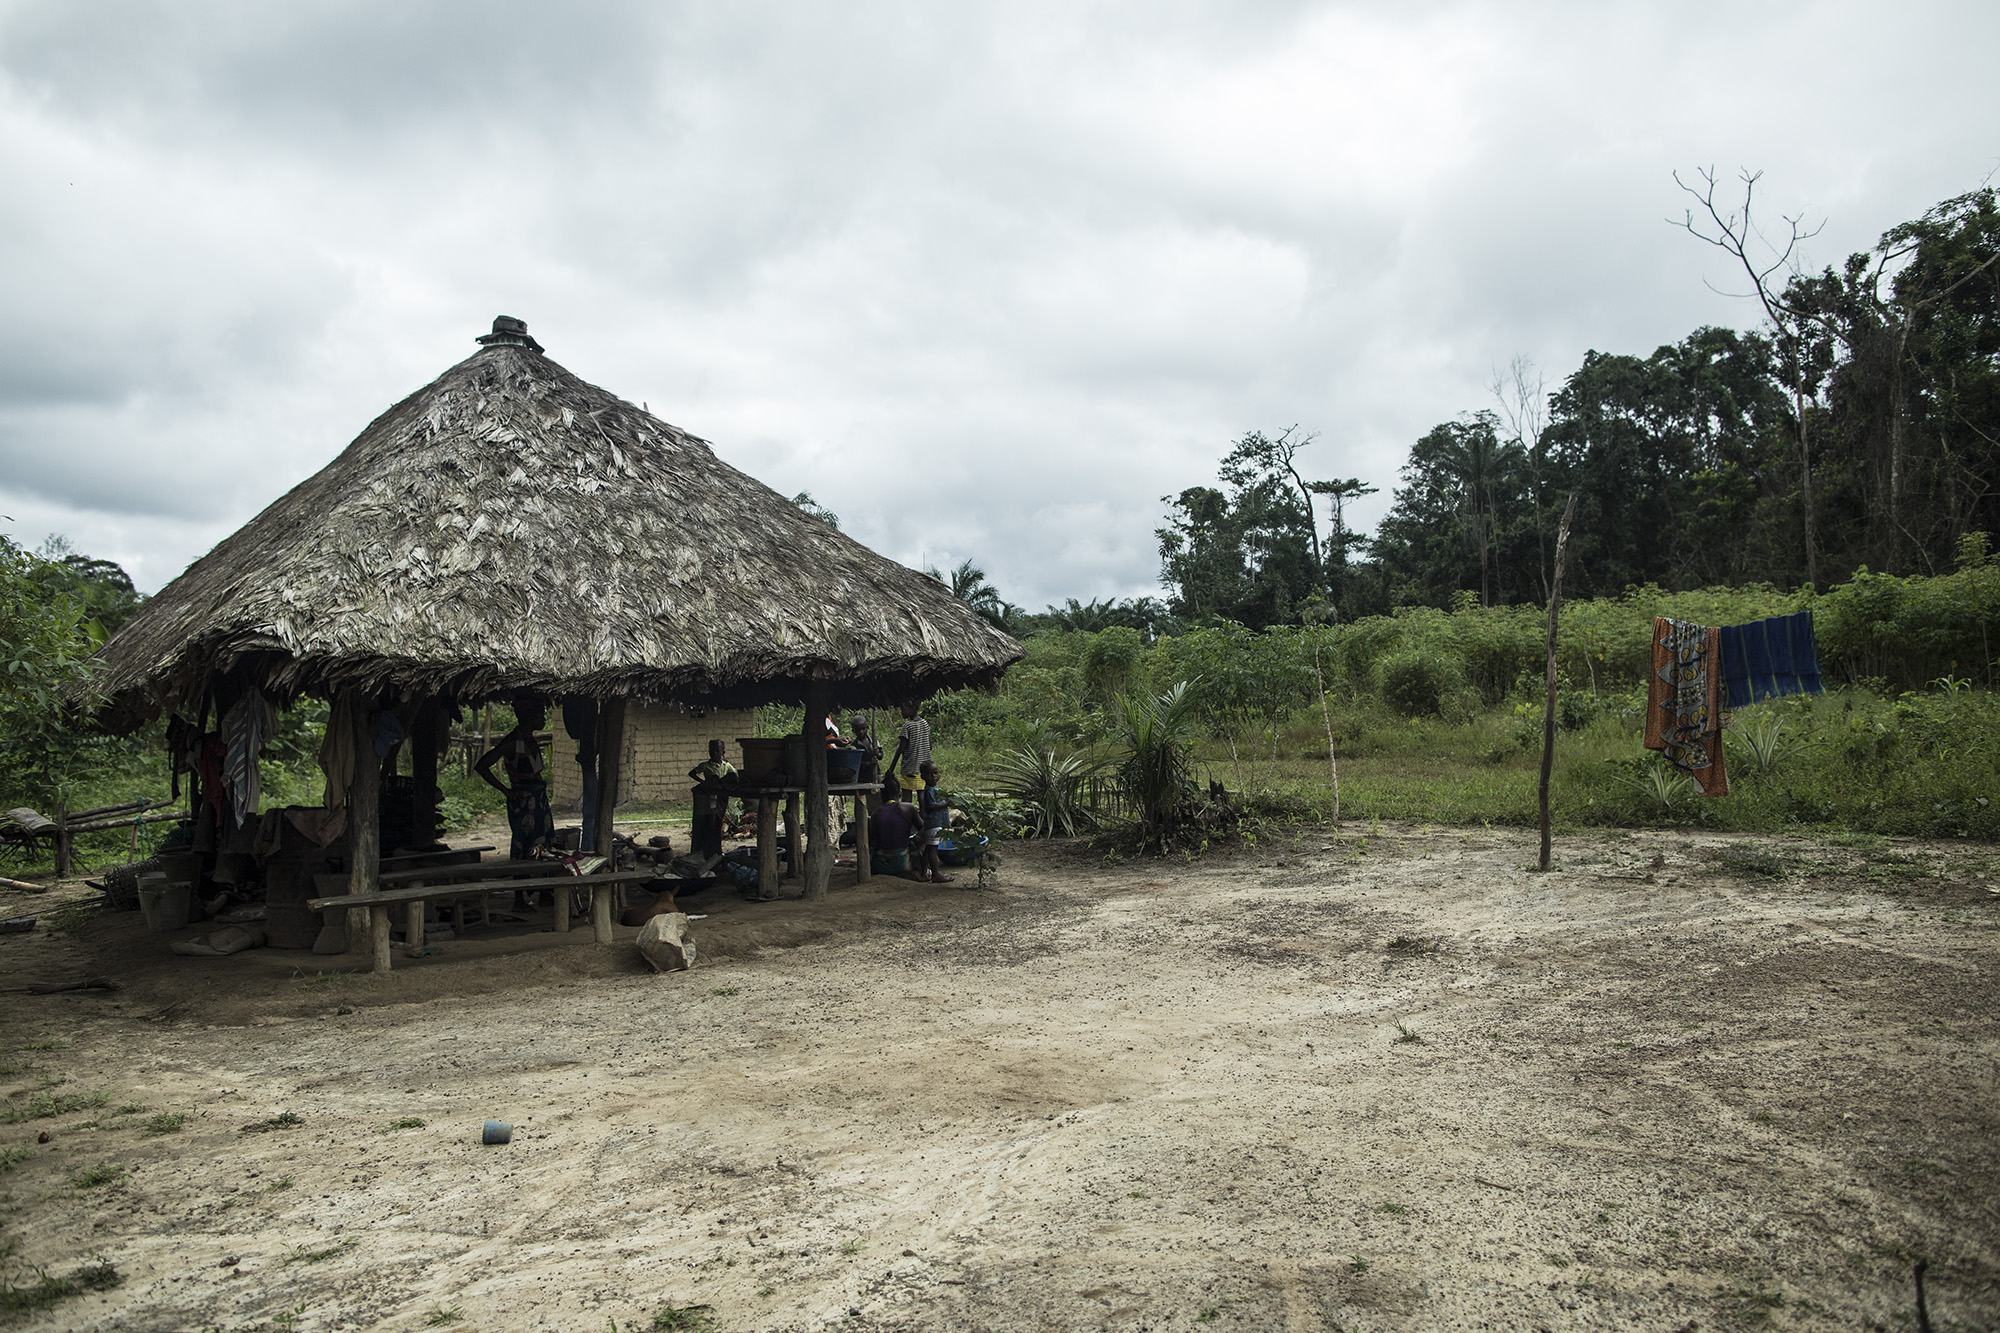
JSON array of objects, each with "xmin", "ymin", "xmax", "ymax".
[{"xmin": 1673, "ymin": 167, "xmax": 1826, "ymax": 587}]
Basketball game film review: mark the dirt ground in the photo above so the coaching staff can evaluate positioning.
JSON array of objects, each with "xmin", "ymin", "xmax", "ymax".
[{"xmin": 2, "ymin": 820, "xmax": 1996, "ymax": 1332}]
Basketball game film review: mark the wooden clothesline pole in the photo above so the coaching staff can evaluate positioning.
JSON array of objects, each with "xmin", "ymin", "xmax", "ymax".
[{"xmin": 1539, "ymin": 493, "xmax": 1579, "ymax": 873}]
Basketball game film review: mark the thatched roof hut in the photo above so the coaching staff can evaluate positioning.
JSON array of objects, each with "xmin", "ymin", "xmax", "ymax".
[{"xmin": 86, "ymin": 316, "xmax": 1021, "ymax": 731}]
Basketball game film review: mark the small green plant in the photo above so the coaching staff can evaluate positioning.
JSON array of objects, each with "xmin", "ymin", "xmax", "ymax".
[
  {"xmin": 273, "ymin": 1302, "xmax": 308, "ymax": 1330},
  {"xmin": 1377, "ymin": 1202, "xmax": 1406, "ymax": 1215},
  {"xmin": 651, "ymin": 1304, "xmax": 716, "ymax": 1331},
  {"xmin": 69, "ymin": 1161, "xmax": 126, "ymax": 1190},
  {"xmin": 1195, "ymin": 1309, "xmax": 1220, "ymax": 1324},
  {"xmin": 756, "ymin": 1285, "xmax": 775, "ymax": 1297},
  {"xmin": 1545, "ymin": 1253, "xmax": 1570, "ymax": 1268},
  {"xmin": 1348, "ymin": 1255, "xmax": 1370, "ymax": 1274},
  {"xmin": 1394, "ymin": 1023, "xmax": 1424, "ymax": 1045},
  {"xmin": 241, "ymin": 1111, "xmax": 304, "ymax": 1134},
  {"xmin": 267, "ymin": 1175, "xmax": 295, "ymax": 1192},
  {"xmin": 382, "ymin": 1117, "xmax": 426, "ymax": 1132},
  {"xmin": 0, "ymin": 1145, "xmax": 35, "ymax": 1173},
  {"xmin": 0, "ymin": 1257, "xmax": 119, "ymax": 1316},
  {"xmin": 142, "ymin": 1111, "xmax": 185, "ymax": 1136},
  {"xmin": 426, "ymin": 1306, "xmax": 464, "ymax": 1326},
  {"xmin": 840, "ymin": 1238, "xmax": 865, "ymax": 1255},
  {"xmin": 710, "ymin": 987, "xmax": 738, "ymax": 997},
  {"xmin": 2, "ymin": 1090, "xmax": 109, "ymax": 1123}
]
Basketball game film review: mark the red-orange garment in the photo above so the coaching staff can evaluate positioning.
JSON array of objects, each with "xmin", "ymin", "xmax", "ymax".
[{"xmin": 1644, "ymin": 617, "xmax": 1729, "ymax": 798}]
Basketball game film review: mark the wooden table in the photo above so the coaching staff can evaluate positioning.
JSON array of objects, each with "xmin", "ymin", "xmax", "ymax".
[
  {"xmin": 697, "ymin": 781, "xmax": 882, "ymax": 895},
  {"xmin": 308, "ymin": 868, "xmax": 658, "ymax": 972}
]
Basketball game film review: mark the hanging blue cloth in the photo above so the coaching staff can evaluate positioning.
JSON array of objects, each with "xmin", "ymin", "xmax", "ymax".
[{"xmin": 1718, "ymin": 611, "xmax": 1824, "ymax": 708}]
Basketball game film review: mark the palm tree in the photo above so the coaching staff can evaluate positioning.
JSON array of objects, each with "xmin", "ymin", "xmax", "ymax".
[{"xmin": 926, "ymin": 558, "xmax": 1014, "ymax": 629}]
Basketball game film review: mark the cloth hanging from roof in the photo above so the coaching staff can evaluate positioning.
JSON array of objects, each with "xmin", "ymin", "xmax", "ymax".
[
  {"xmin": 285, "ymin": 804, "xmax": 348, "ymax": 848},
  {"xmin": 1718, "ymin": 611, "xmax": 1823, "ymax": 709},
  {"xmin": 1644, "ymin": 617, "xmax": 1729, "ymax": 797},
  {"xmin": 222, "ymin": 690, "xmax": 277, "ymax": 826},
  {"xmin": 319, "ymin": 694, "xmax": 357, "ymax": 809}
]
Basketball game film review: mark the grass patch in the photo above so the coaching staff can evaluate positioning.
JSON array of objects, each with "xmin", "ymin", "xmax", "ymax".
[
  {"xmin": 240, "ymin": 1111, "xmax": 304, "ymax": 1134},
  {"xmin": 0, "ymin": 1090, "xmax": 108, "ymax": 1124},
  {"xmin": 284, "ymin": 1238, "xmax": 356, "ymax": 1266},
  {"xmin": 69, "ymin": 1161, "xmax": 126, "ymax": 1190},
  {"xmin": 141, "ymin": 1111, "xmax": 185, "ymax": 1136},
  {"xmin": 267, "ymin": 1175, "xmax": 295, "ymax": 1192},
  {"xmin": 1377, "ymin": 1202, "xmax": 1406, "ymax": 1215},
  {"xmin": 0, "ymin": 1257, "xmax": 120, "ymax": 1317},
  {"xmin": 426, "ymin": 1307, "xmax": 464, "ymax": 1326},
  {"xmin": 382, "ymin": 1117, "xmax": 426, "ymax": 1132},
  {"xmin": 1394, "ymin": 1023, "xmax": 1424, "ymax": 1045},
  {"xmin": 651, "ymin": 1304, "xmax": 716, "ymax": 1331},
  {"xmin": 0, "ymin": 1145, "xmax": 34, "ymax": 1173},
  {"xmin": 710, "ymin": 987, "xmax": 738, "ymax": 997}
]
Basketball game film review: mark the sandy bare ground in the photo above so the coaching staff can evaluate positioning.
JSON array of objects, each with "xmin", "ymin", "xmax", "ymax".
[{"xmin": 1, "ymin": 822, "xmax": 1996, "ymax": 1332}]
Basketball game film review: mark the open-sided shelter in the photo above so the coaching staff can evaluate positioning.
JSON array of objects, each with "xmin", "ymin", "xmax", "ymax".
[{"xmin": 83, "ymin": 316, "xmax": 1021, "ymax": 909}]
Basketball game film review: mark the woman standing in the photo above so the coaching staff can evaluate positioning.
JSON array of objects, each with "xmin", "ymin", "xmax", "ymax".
[{"xmin": 476, "ymin": 697, "xmax": 554, "ymax": 860}]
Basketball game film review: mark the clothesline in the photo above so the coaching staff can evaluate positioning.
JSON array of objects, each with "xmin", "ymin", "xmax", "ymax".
[{"xmin": 1646, "ymin": 610, "xmax": 1825, "ymax": 797}]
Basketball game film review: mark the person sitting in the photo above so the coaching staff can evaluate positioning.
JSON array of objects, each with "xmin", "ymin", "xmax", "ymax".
[
  {"xmin": 687, "ymin": 739, "xmax": 737, "ymax": 861},
  {"xmin": 867, "ymin": 774, "xmax": 921, "ymax": 879}
]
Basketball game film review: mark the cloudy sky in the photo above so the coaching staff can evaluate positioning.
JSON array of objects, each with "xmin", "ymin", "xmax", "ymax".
[{"xmin": 1, "ymin": 2, "xmax": 1993, "ymax": 608}]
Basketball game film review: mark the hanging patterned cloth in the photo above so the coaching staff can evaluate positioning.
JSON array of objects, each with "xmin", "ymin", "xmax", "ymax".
[
  {"xmin": 221, "ymin": 689, "xmax": 278, "ymax": 826},
  {"xmin": 1644, "ymin": 617, "xmax": 1729, "ymax": 797}
]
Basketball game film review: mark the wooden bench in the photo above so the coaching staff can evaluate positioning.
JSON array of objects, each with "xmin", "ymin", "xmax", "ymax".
[{"xmin": 308, "ymin": 869, "xmax": 658, "ymax": 972}]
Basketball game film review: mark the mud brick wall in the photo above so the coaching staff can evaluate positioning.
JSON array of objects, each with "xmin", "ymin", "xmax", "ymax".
[{"xmin": 549, "ymin": 702, "xmax": 756, "ymax": 811}]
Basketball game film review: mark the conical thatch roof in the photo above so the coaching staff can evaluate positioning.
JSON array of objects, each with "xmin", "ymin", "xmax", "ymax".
[{"xmin": 86, "ymin": 318, "xmax": 1020, "ymax": 731}]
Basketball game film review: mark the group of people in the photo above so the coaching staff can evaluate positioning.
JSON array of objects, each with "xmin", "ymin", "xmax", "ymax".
[{"xmin": 473, "ymin": 693, "xmax": 960, "ymax": 886}]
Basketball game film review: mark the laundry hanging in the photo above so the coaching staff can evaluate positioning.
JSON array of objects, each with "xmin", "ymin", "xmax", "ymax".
[
  {"xmin": 1718, "ymin": 611, "xmax": 1823, "ymax": 708},
  {"xmin": 1645, "ymin": 617, "xmax": 1729, "ymax": 797}
]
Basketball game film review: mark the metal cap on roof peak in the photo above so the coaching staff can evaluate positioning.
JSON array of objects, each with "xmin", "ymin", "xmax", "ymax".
[{"xmin": 476, "ymin": 315, "xmax": 543, "ymax": 353}]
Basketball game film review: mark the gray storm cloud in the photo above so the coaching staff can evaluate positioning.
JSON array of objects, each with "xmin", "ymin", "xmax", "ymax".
[{"xmin": 1, "ymin": 0, "xmax": 1993, "ymax": 602}]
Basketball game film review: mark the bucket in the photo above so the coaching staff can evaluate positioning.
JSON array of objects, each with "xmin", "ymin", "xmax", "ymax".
[
  {"xmin": 141, "ymin": 883, "xmax": 193, "ymax": 933},
  {"xmin": 737, "ymin": 736, "xmax": 810, "ymax": 785}
]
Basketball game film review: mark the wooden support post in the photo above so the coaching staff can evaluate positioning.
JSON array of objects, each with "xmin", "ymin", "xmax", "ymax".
[
  {"xmin": 55, "ymin": 804, "xmax": 71, "ymax": 878},
  {"xmin": 855, "ymin": 791, "xmax": 871, "ymax": 884},
  {"xmin": 803, "ymin": 682, "xmax": 832, "ymax": 899},
  {"xmin": 757, "ymin": 794, "xmax": 779, "ymax": 898},
  {"xmin": 371, "ymin": 904, "xmax": 393, "ymax": 973},
  {"xmin": 406, "ymin": 900, "xmax": 425, "ymax": 951},
  {"xmin": 411, "ymin": 699, "xmax": 440, "ymax": 845},
  {"xmin": 348, "ymin": 691, "xmax": 382, "ymax": 944},
  {"xmin": 784, "ymin": 793, "xmax": 801, "ymax": 878},
  {"xmin": 1539, "ymin": 494, "xmax": 1579, "ymax": 873},
  {"xmin": 592, "ymin": 884, "xmax": 613, "ymax": 944},
  {"xmin": 592, "ymin": 697, "xmax": 627, "ymax": 869}
]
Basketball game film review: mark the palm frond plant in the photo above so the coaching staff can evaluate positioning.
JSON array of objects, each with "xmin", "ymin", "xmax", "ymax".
[
  {"xmin": 989, "ymin": 744, "xmax": 1107, "ymax": 839},
  {"xmin": 1116, "ymin": 679, "xmax": 1204, "ymax": 853},
  {"xmin": 1725, "ymin": 711, "xmax": 1815, "ymax": 776}
]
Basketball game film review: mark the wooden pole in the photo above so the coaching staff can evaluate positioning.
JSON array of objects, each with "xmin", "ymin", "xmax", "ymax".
[
  {"xmin": 803, "ymin": 683, "xmax": 832, "ymax": 899},
  {"xmin": 348, "ymin": 691, "xmax": 382, "ymax": 931},
  {"xmin": 411, "ymin": 699, "xmax": 440, "ymax": 845},
  {"xmin": 55, "ymin": 803, "xmax": 70, "ymax": 878},
  {"xmin": 1539, "ymin": 494, "xmax": 1579, "ymax": 873},
  {"xmin": 592, "ymin": 697, "xmax": 627, "ymax": 864},
  {"xmin": 855, "ymin": 791, "xmax": 871, "ymax": 884},
  {"xmin": 756, "ymin": 794, "xmax": 779, "ymax": 897}
]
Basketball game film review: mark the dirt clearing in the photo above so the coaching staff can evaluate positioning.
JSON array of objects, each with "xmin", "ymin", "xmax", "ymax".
[{"xmin": 2, "ymin": 823, "xmax": 1996, "ymax": 1331}]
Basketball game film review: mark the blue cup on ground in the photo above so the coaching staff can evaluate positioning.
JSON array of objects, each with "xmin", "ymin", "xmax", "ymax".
[{"xmin": 482, "ymin": 1120, "xmax": 512, "ymax": 1145}]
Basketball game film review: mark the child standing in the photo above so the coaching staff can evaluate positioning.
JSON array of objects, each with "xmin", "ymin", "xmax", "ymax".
[{"xmin": 917, "ymin": 759, "xmax": 953, "ymax": 884}]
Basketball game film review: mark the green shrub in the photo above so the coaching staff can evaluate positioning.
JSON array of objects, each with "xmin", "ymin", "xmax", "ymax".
[{"xmin": 1378, "ymin": 652, "xmax": 1460, "ymax": 717}]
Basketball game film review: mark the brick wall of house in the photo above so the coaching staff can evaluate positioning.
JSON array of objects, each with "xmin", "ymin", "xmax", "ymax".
[{"xmin": 549, "ymin": 703, "xmax": 757, "ymax": 811}]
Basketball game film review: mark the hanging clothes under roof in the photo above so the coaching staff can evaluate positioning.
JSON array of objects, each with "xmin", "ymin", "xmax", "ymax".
[{"xmin": 1718, "ymin": 611, "xmax": 1823, "ymax": 708}]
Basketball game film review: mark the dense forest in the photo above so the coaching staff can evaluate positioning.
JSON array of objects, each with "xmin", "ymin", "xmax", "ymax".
[{"xmin": 1129, "ymin": 182, "xmax": 2000, "ymax": 632}]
